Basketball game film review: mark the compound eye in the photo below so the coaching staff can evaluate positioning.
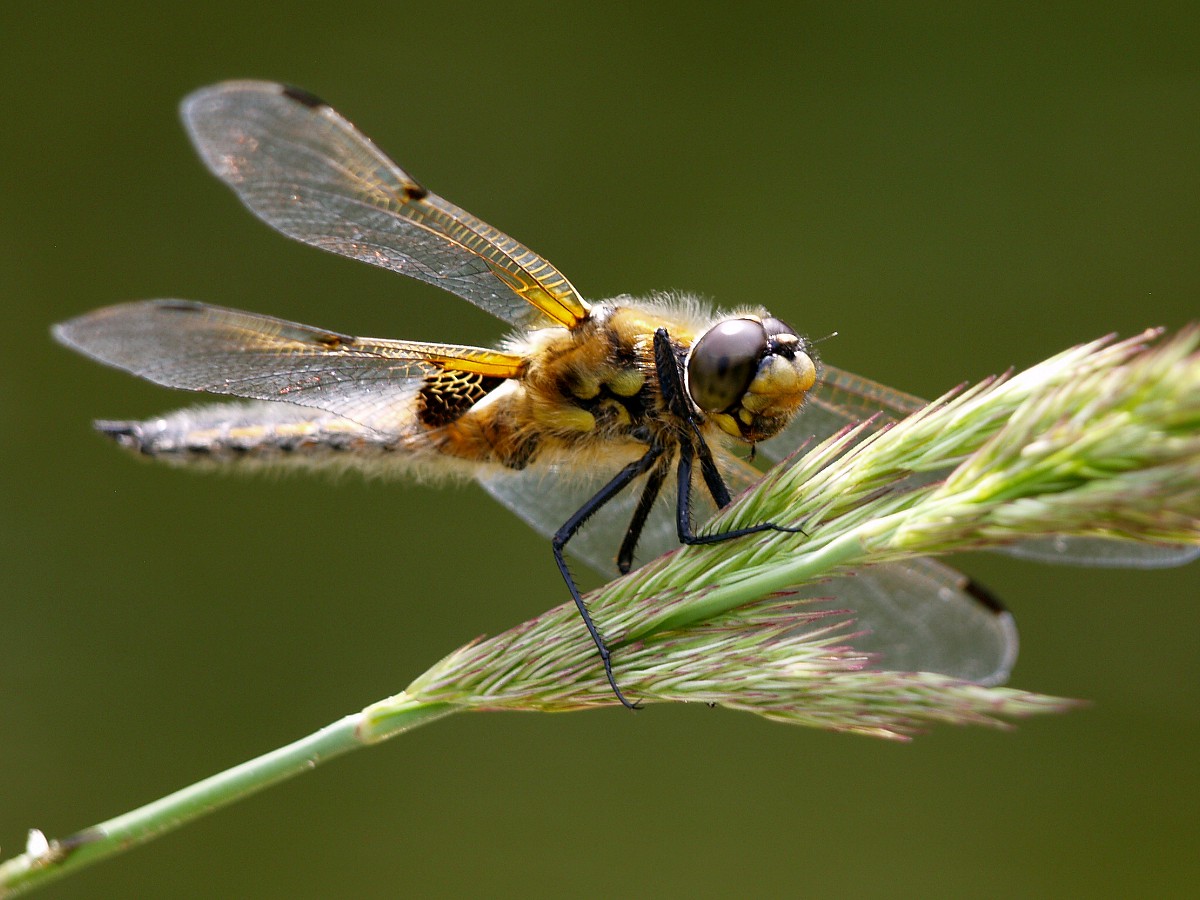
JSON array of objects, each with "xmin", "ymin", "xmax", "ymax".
[
  {"xmin": 687, "ymin": 318, "xmax": 768, "ymax": 412},
  {"xmin": 760, "ymin": 316, "xmax": 796, "ymax": 338}
]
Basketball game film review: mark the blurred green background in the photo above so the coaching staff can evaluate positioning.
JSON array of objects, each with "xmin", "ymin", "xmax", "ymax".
[{"xmin": 3, "ymin": 3, "xmax": 1198, "ymax": 896}]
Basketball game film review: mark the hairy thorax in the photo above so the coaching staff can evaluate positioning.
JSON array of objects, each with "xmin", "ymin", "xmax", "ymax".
[{"xmin": 432, "ymin": 303, "xmax": 709, "ymax": 471}]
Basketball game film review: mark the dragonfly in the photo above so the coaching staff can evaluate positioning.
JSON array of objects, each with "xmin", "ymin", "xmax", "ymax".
[{"xmin": 54, "ymin": 81, "xmax": 1199, "ymax": 707}]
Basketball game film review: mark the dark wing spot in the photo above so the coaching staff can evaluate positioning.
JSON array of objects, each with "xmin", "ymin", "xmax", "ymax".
[
  {"xmin": 402, "ymin": 183, "xmax": 429, "ymax": 201},
  {"xmin": 417, "ymin": 371, "xmax": 505, "ymax": 428},
  {"xmin": 281, "ymin": 85, "xmax": 327, "ymax": 109},
  {"xmin": 963, "ymin": 578, "xmax": 1009, "ymax": 614},
  {"xmin": 158, "ymin": 300, "xmax": 205, "ymax": 314},
  {"xmin": 315, "ymin": 332, "xmax": 353, "ymax": 350}
]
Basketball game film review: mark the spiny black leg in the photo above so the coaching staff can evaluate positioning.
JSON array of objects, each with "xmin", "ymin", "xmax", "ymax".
[
  {"xmin": 617, "ymin": 452, "xmax": 671, "ymax": 575},
  {"xmin": 691, "ymin": 419, "xmax": 733, "ymax": 508},
  {"xmin": 653, "ymin": 328, "xmax": 691, "ymax": 419},
  {"xmin": 553, "ymin": 443, "xmax": 665, "ymax": 709},
  {"xmin": 675, "ymin": 438, "xmax": 784, "ymax": 545},
  {"xmin": 690, "ymin": 430, "xmax": 806, "ymax": 538}
]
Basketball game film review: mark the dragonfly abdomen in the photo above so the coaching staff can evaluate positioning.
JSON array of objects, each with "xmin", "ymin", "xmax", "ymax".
[{"xmin": 93, "ymin": 401, "xmax": 399, "ymax": 469}]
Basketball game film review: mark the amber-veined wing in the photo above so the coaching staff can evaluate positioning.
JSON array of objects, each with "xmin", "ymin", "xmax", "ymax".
[
  {"xmin": 182, "ymin": 81, "xmax": 589, "ymax": 331},
  {"xmin": 761, "ymin": 364, "xmax": 1200, "ymax": 569},
  {"xmin": 52, "ymin": 299, "xmax": 525, "ymax": 439}
]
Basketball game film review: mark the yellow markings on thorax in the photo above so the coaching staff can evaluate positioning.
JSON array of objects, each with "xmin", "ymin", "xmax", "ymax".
[
  {"xmin": 607, "ymin": 368, "xmax": 645, "ymax": 397},
  {"xmin": 534, "ymin": 404, "xmax": 597, "ymax": 433},
  {"xmin": 594, "ymin": 398, "xmax": 633, "ymax": 428},
  {"xmin": 565, "ymin": 372, "xmax": 602, "ymax": 400}
]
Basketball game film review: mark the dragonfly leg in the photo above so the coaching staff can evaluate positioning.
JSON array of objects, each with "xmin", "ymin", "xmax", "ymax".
[
  {"xmin": 553, "ymin": 442, "xmax": 665, "ymax": 709},
  {"xmin": 673, "ymin": 439, "xmax": 796, "ymax": 545},
  {"xmin": 616, "ymin": 451, "xmax": 671, "ymax": 575}
]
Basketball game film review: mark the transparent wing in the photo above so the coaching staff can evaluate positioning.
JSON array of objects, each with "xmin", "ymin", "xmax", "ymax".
[
  {"xmin": 762, "ymin": 364, "xmax": 1199, "ymax": 569},
  {"xmin": 182, "ymin": 81, "xmax": 589, "ymax": 330},
  {"xmin": 479, "ymin": 451, "xmax": 1016, "ymax": 684},
  {"xmin": 53, "ymin": 299, "xmax": 524, "ymax": 438},
  {"xmin": 1000, "ymin": 535, "xmax": 1199, "ymax": 568},
  {"xmin": 758, "ymin": 363, "xmax": 925, "ymax": 462},
  {"xmin": 479, "ymin": 459, "xmax": 715, "ymax": 578},
  {"xmin": 479, "ymin": 436, "xmax": 770, "ymax": 577},
  {"xmin": 791, "ymin": 559, "xmax": 1017, "ymax": 685}
]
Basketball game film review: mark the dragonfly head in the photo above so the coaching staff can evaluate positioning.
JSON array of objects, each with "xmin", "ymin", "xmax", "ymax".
[{"xmin": 685, "ymin": 315, "xmax": 818, "ymax": 443}]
